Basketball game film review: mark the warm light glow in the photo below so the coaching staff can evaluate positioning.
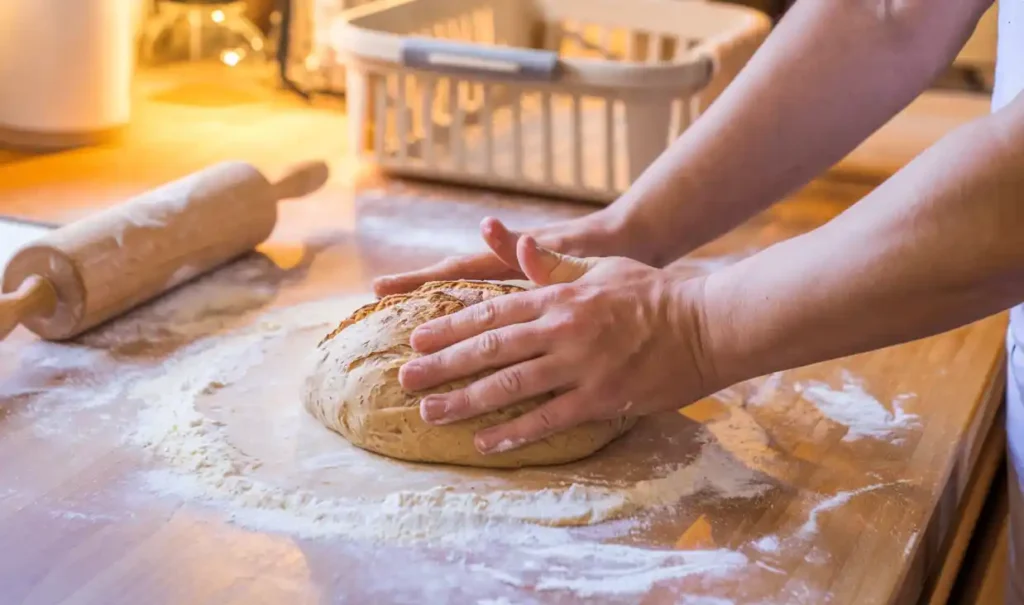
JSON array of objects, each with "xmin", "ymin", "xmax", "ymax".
[
  {"xmin": 221, "ymin": 50, "xmax": 241, "ymax": 66},
  {"xmin": 211, "ymin": 9, "xmax": 225, "ymax": 23}
]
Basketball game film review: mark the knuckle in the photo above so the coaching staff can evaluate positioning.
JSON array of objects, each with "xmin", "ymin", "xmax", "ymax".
[
  {"xmin": 534, "ymin": 405, "xmax": 561, "ymax": 432},
  {"xmin": 450, "ymin": 388, "xmax": 472, "ymax": 412},
  {"xmin": 546, "ymin": 283, "xmax": 574, "ymax": 302},
  {"xmin": 496, "ymin": 367, "xmax": 524, "ymax": 396},
  {"xmin": 546, "ymin": 313, "xmax": 578, "ymax": 336},
  {"xmin": 411, "ymin": 354, "xmax": 436, "ymax": 375},
  {"xmin": 472, "ymin": 302, "xmax": 499, "ymax": 328},
  {"xmin": 476, "ymin": 330, "xmax": 503, "ymax": 359},
  {"xmin": 425, "ymin": 317, "xmax": 454, "ymax": 339},
  {"xmin": 440, "ymin": 322, "xmax": 460, "ymax": 342}
]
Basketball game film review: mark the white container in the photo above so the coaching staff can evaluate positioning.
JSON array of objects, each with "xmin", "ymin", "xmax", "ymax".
[
  {"xmin": 334, "ymin": 0, "xmax": 770, "ymax": 203},
  {"xmin": 0, "ymin": 0, "xmax": 136, "ymax": 150}
]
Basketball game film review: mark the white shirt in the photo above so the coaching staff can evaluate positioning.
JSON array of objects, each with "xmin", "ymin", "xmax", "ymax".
[
  {"xmin": 994, "ymin": 1, "xmax": 1024, "ymax": 111},
  {"xmin": 996, "ymin": 4, "xmax": 1024, "ymax": 593}
]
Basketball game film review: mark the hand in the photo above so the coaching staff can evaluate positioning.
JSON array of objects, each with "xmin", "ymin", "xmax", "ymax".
[
  {"xmin": 397, "ymin": 224, "xmax": 719, "ymax": 455},
  {"xmin": 372, "ymin": 211, "xmax": 629, "ymax": 296}
]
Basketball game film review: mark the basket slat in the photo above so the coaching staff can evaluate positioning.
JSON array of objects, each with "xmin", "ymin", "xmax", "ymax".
[{"xmin": 332, "ymin": 0, "xmax": 770, "ymax": 203}]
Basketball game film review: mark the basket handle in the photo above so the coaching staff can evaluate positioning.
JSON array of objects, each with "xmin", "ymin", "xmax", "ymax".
[{"xmin": 400, "ymin": 37, "xmax": 559, "ymax": 82}]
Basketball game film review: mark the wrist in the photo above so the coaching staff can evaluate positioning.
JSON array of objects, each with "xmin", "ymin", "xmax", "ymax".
[
  {"xmin": 685, "ymin": 266, "xmax": 759, "ymax": 393},
  {"xmin": 665, "ymin": 272, "xmax": 731, "ymax": 398},
  {"xmin": 560, "ymin": 205, "xmax": 646, "ymax": 262},
  {"xmin": 579, "ymin": 200, "xmax": 684, "ymax": 267},
  {"xmin": 609, "ymin": 169, "xmax": 726, "ymax": 268}
]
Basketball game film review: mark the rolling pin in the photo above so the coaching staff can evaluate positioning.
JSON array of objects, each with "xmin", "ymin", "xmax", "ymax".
[{"xmin": 0, "ymin": 160, "xmax": 329, "ymax": 341}]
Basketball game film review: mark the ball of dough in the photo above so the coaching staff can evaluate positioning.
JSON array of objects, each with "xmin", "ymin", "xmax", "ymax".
[{"xmin": 302, "ymin": 281, "xmax": 636, "ymax": 468}]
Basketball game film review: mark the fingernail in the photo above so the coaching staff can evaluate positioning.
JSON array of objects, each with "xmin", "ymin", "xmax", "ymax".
[
  {"xmin": 475, "ymin": 434, "xmax": 525, "ymax": 455},
  {"xmin": 420, "ymin": 396, "xmax": 449, "ymax": 423},
  {"xmin": 400, "ymin": 363, "xmax": 422, "ymax": 384},
  {"xmin": 409, "ymin": 329, "xmax": 433, "ymax": 352}
]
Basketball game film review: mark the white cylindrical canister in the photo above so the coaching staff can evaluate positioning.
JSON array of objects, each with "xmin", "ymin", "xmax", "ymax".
[{"xmin": 0, "ymin": 0, "xmax": 136, "ymax": 150}]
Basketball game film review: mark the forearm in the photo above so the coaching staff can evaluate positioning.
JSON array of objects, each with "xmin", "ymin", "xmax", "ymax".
[
  {"xmin": 701, "ymin": 95, "xmax": 1024, "ymax": 387},
  {"xmin": 608, "ymin": 0, "xmax": 991, "ymax": 267}
]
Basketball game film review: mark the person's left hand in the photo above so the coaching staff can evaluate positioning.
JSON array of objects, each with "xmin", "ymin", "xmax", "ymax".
[{"xmin": 397, "ymin": 217, "xmax": 720, "ymax": 456}]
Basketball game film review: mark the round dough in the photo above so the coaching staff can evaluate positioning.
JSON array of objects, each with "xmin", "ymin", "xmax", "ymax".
[{"xmin": 302, "ymin": 280, "xmax": 636, "ymax": 468}]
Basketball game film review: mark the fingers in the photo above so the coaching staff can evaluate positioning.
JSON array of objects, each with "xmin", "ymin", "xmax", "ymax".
[
  {"xmin": 472, "ymin": 389, "xmax": 591, "ymax": 454},
  {"xmin": 409, "ymin": 290, "xmax": 543, "ymax": 353},
  {"xmin": 372, "ymin": 216, "xmax": 522, "ymax": 297},
  {"xmin": 372, "ymin": 253, "xmax": 519, "ymax": 297},
  {"xmin": 417, "ymin": 355, "xmax": 574, "ymax": 425},
  {"xmin": 480, "ymin": 217, "xmax": 524, "ymax": 273},
  {"xmin": 400, "ymin": 321, "xmax": 549, "ymax": 391},
  {"xmin": 517, "ymin": 235, "xmax": 598, "ymax": 286}
]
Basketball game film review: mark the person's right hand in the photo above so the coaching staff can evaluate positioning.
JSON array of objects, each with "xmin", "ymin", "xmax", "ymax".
[{"xmin": 372, "ymin": 212, "xmax": 628, "ymax": 296}]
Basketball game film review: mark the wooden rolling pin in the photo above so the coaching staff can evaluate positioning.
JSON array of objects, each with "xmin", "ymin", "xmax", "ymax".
[{"xmin": 0, "ymin": 160, "xmax": 329, "ymax": 341}]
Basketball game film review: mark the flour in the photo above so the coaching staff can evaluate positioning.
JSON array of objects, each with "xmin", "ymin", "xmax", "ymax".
[
  {"xmin": 530, "ymin": 548, "xmax": 747, "ymax": 597},
  {"xmin": 0, "ymin": 340, "xmax": 140, "ymax": 440},
  {"xmin": 798, "ymin": 482, "xmax": 902, "ymax": 537},
  {"xmin": 752, "ymin": 535, "xmax": 780, "ymax": 553},
  {"xmin": 755, "ymin": 561, "xmax": 784, "ymax": 575},
  {"xmin": 797, "ymin": 371, "xmax": 920, "ymax": 442},
  {"xmin": 80, "ymin": 256, "xmax": 279, "ymax": 349},
  {"xmin": 119, "ymin": 295, "xmax": 773, "ymax": 599},
  {"xmin": 49, "ymin": 510, "xmax": 121, "ymax": 523},
  {"xmin": 680, "ymin": 597, "xmax": 736, "ymax": 605},
  {"xmin": 2, "ymin": 267, "xmax": 923, "ymax": 600}
]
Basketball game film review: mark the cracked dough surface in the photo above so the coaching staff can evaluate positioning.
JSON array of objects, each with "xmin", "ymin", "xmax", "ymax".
[{"xmin": 302, "ymin": 280, "xmax": 636, "ymax": 468}]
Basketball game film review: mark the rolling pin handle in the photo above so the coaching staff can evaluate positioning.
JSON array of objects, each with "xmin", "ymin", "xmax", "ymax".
[
  {"xmin": 0, "ymin": 276, "xmax": 58, "ymax": 341},
  {"xmin": 271, "ymin": 160, "xmax": 330, "ymax": 202}
]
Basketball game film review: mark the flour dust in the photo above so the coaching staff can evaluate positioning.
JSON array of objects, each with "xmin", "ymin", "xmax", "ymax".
[
  {"xmin": 795, "ymin": 371, "xmax": 921, "ymax": 443},
  {"xmin": 0, "ymin": 264, "xmax": 924, "ymax": 602},
  {"xmin": 115, "ymin": 293, "xmax": 781, "ymax": 599}
]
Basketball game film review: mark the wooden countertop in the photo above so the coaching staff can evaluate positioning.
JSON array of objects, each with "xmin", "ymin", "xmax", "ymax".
[{"xmin": 0, "ymin": 72, "xmax": 1005, "ymax": 604}]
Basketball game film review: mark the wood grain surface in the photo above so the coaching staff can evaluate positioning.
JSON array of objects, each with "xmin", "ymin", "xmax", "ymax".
[{"xmin": 0, "ymin": 69, "xmax": 1005, "ymax": 604}]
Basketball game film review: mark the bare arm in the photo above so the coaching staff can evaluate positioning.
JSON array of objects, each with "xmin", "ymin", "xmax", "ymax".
[
  {"xmin": 612, "ymin": 0, "xmax": 993, "ymax": 267},
  {"xmin": 397, "ymin": 98, "xmax": 1024, "ymax": 452},
  {"xmin": 376, "ymin": 1, "xmax": 993, "ymax": 295},
  {"xmin": 702, "ymin": 93, "xmax": 1024, "ymax": 387}
]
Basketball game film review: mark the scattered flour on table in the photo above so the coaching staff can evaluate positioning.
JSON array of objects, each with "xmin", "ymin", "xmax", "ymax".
[
  {"xmin": 528, "ymin": 547, "xmax": 746, "ymax": 597},
  {"xmin": 2, "ymin": 270, "xmax": 921, "ymax": 599},
  {"xmin": 680, "ymin": 597, "xmax": 736, "ymax": 605},
  {"xmin": 0, "ymin": 261, "xmax": 284, "ymax": 447},
  {"xmin": 79, "ymin": 257, "xmax": 279, "ymax": 348},
  {"xmin": 798, "ymin": 482, "xmax": 904, "ymax": 537},
  {"xmin": 49, "ymin": 509, "xmax": 122, "ymax": 523},
  {"xmin": 121, "ymin": 295, "xmax": 769, "ymax": 598},
  {"xmin": 755, "ymin": 561, "xmax": 784, "ymax": 575},
  {"xmin": 752, "ymin": 535, "xmax": 780, "ymax": 554},
  {"xmin": 796, "ymin": 371, "xmax": 920, "ymax": 442}
]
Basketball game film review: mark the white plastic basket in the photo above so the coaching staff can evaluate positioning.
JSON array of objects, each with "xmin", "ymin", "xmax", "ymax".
[{"xmin": 334, "ymin": 0, "xmax": 770, "ymax": 203}]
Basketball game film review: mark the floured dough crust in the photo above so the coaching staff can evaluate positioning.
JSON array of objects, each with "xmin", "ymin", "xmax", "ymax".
[{"xmin": 303, "ymin": 280, "xmax": 636, "ymax": 468}]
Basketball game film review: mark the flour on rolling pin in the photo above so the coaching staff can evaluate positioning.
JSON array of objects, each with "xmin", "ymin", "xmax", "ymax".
[{"xmin": 0, "ymin": 160, "xmax": 328, "ymax": 341}]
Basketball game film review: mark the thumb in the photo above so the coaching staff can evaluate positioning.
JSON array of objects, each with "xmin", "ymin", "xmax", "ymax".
[{"xmin": 517, "ymin": 235, "xmax": 598, "ymax": 285}]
